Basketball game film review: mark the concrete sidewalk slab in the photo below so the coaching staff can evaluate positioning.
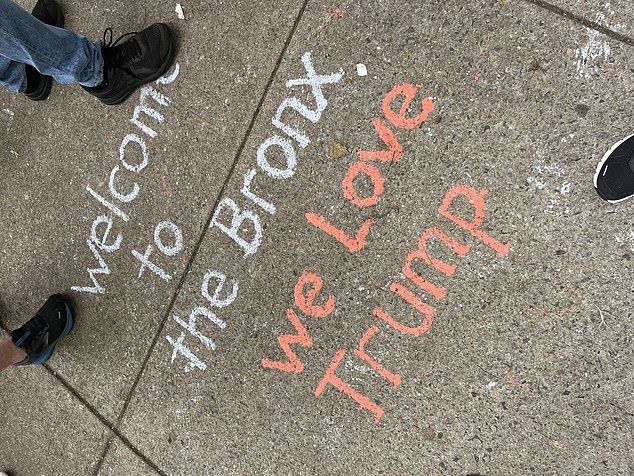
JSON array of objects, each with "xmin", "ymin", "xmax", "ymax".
[
  {"xmin": 1, "ymin": 0, "xmax": 633, "ymax": 474},
  {"xmin": 533, "ymin": 0, "xmax": 634, "ymax": 84},
  {"xmin": 97, "ymin": 440, "xmax": 156, "ymax": 476},
  {"xmin": 0, "ymin": 0, "xmax": 305, "ymax": 421},
  {"xmin": 114, "ymin": 0, "xmax": 633, "ymax": 474},
  {"xmin": 0, "ymin": 360, "xmax": 108, "ymax": 475},
  {"xmin": 541, "ymin": 0, "xmax": 634, "ymax": 37}
]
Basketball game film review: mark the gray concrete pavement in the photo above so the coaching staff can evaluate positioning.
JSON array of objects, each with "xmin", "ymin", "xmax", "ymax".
[
  {"xmin": 1, "ymin": 0, "xmax": 633, "ymax": 475},
  {"xmin": 534, "ymin": 0, "xmax": 634, "ymax": 39}
]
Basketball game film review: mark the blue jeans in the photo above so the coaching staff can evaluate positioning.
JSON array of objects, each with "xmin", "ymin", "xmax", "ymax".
[{"xmin": 0, "ymin": 0, "xmax": 103, "ymax": 93}]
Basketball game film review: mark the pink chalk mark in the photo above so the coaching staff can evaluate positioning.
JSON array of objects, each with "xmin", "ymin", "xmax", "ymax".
[
  {"xmin": 294, "ymin": 270, "xmax": 335, "ymax": 318},
  {"xmin": 473, "ymin": 63, "xmax": 482, "ymax": 81},
  {"xmin": 261, "ymin": 308, "xmax": 312, "ymax": 374},
  {"xmin": 305, "ymin": 212, "xmax": 374, "ymax": 253},
  {"xmin": 438, "ymin": 185, "xmax": 511, "ymax": 257},
  {"xmin": 373, "ymin": 283, "xmax": 434, "ymax": 337},
  {"xmin": 403, "ymin": 227, "xmax": 472, "ymax": 301},
  {"xmin": 354, "ymin": 326, "xmax": 402, "ymax": 386},
  {"xmin": 321, "ymin": 5, "xmax": 343, "ymax": 18},
  {"xmin": 500, "ymin": 367, "xmax": 533, "ymax": 395},
  {"xmin": 315, "ymin": 349, "xmax": 384, "ymax": 422},
  {"xmin": 160, "ymin": 176, "xmax": 172, "ymax": 198}
]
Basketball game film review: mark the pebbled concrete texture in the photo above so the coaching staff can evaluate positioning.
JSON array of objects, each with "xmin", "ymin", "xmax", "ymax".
[
  {"xmin": 1, "ymin": 0, "xmax": 633, "ymax": 475},
  {"xmin": 119, "ymin": 0, "xmax": 633, "ymax": 474},
  {"xmin": 0, "ymin": 346, "xmax": 109, "ymax": 475},
  {"xmin": 1, "ymin": 0, "xmax": 305, "ymax": 422},
  {"xmin": 96, "ymin": 440, "xmax": 155, "ymax": 476},
  {"xmin": 542, "ymin": 0, "xmax": 634, "ymax": 38}
]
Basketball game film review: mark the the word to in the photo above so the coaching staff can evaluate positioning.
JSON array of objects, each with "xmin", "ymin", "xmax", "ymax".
[{"xmin": 72, "ymin": 65, "xmax": 181, "ymax": 294}]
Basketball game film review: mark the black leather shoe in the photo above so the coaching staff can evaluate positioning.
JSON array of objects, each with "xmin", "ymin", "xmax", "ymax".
[
  {"xmin": 82, "ymin": 23, "xmax": 176, "ymax": 105},
  {"xmin": 24, "ymin": 0, "xmax": 65, "ymax": 101}
]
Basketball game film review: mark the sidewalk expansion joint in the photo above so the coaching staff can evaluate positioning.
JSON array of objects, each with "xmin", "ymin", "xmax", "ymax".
[
  {"xmin": 92, "ymin": 0, "xmax": 312, "ymax": 474},
  {"xmin": 89, "ymin": 429, "xmax": 166, "ymax": 476},
  {"xmin": 0, "ymin": 319, "xmax": 164, "ymax": 475},
  {"xmin": 42, "ymin": 365, "xmax": 166, "ymax": 476},
  {"xmin": 522, "ymin": 0, "xmax": 634, "ymax": 47}
]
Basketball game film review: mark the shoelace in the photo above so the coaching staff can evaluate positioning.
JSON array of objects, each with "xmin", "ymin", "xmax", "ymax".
[
  {"xmin": 102, "ymin": 27, "xmax": 142, "ymax": 67},
  {"xmin": 21, "ymin": 314, "xmax": 49, "ymax": 357}
]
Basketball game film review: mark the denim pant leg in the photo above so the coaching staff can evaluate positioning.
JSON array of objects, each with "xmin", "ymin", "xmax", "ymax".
[
  {"xmin": 0, "ymin": 0, "xmax": 103, "ymax": 92},
  {"xmin": 0, "ymin": 53, "xmax": 26, "ymax": 93}
]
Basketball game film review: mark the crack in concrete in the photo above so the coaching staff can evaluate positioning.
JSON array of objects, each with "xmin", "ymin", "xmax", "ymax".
[
  {"xmin": 521, "ymin": 0, "xmax": 634, "ymax": 47},
  {"xmin": 92, "ymin": 0, "xmax": 313, "ymax": 474}
]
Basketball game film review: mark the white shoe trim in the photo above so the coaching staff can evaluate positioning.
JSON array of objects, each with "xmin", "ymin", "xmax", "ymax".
[{"xmin": 593, "ymin": 133, "xmax": 634, "ymax": 203}]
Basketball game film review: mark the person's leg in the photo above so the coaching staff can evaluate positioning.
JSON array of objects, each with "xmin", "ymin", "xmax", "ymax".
[
  {"xmin": 0, "ymin": 0, "xmax": 65, "ymax": 100},
  {"xmin": 1, "ymin": 294, "xmax": 74, "ymax": 371},
  {"xmin": 0, "ymin": 0, "xmax": 103, "ymax": 89},
  {"xmin": 0, "ymin": 54, "xmax": 25, "ymax": 93},
  {"xmin": 0, "ymin": 0, "xmax": 176, "ymax": 105},
  {"xmin": 0, "ymin": 338, "xmax": 27, "ymax": 371}
]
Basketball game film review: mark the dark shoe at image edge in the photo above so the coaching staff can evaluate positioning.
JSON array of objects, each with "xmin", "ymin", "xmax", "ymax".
[
  {"xmin": 594, "ymin": 134, "xmax": 634, "ymax": 203},
  {"xmin": 10, "ymin": 294, "xmax": 75, "ymax": 365},
  {"xmin": 24, "ymin": 0, "xmax": 65, "ymax": 101}
]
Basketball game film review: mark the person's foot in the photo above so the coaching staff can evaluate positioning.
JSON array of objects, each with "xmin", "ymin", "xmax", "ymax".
[
  {"xmin": 10, "ymin": 294, "xmax": 75, "ymax": 365},
  {"xmin": 83, "ymin": 23, "xmax": 176, "ymax": 105},
  {"xmin": 23, "ymin": 0, "xmax": 65, "ymax": 101},
  {"xmin": 594, "ymin": 133, "xmax": 634, "ymax": 203}
]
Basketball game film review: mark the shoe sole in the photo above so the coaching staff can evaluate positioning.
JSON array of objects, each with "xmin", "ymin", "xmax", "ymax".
[
  {"xmin": 26, "ymin": 0, "xmax": 65, "ymax": 101},
  {"xmin": 100, "ymin": 24, "xmax": 176, "ymax": 106},
  {"xmin": 30, "ymin": 301, "xmax": 75, "ymax": 365},
  {"xmin": 593, "ymin": 132, "xmax": 634, "ymax": 204},
  {"xmin": 25, "ymin": 75, "xmax": 53, "ymax": 101}
]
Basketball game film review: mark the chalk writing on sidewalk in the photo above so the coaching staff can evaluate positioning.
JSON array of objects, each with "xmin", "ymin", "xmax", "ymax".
[
  {"xmin": 262, "ymin": 82, "xmax": 511, "ymax": 422},
  {"xmin": 262, "ymin": 185, "xmax": 510, "ymax": 422},
  {"xmin": 306, "ymin": 83, "xmax": 434, "ymax": 252},
  {"xmin": 166, "ymin": 53, "xmax": 345, "ymax": 371},
  {"xmin": 72, "ymin": 65, "xmax": 181, "ymax": 294},
  {"xmin": 314, "ymin": 186, "xmax": 509, "ymax": 422}
]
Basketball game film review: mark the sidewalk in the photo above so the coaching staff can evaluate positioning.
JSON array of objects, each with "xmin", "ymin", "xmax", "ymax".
[{"xmin": 1, "ymin": 0, "xmax": 632, "ymax": 474}]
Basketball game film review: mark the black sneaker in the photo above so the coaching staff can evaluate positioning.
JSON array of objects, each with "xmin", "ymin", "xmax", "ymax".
[
  {"xmin": 83, "ymin": 23, "xmax": 176, "ymax": 105},
  {"xmin": 10, "ymin": 294, "xmax": 75, "ymax": 365},
  {"xmin": 24, "ymin": 0, "xmax": 65, "ymax": 101},
  {"xmin": 594, "ymin": 134, "xmax": 634, "ymax": 203}
]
